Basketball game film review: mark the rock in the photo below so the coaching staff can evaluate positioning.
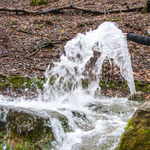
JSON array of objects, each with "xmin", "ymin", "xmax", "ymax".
[
  {"xmin": 128, "ymin": 91, "xmax": 145, "ymax": 101},
  {"xmin": 72, "ymin": 110, "xmax": 86, "ymax": 120},
  {"xmin": 116, "ymin": 101, "xmax": 150, "ymax": 150},
  {"xmin": 0, "ymin": 105, "xmax": 70, "ymax": 149}
]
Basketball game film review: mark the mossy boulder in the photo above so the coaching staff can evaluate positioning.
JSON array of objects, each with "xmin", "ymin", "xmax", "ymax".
[
  {"xmin": 116, "ymin": 101, "xmax": 150, "ymax": 150},
  {"xmin": 0, "ymin": 105, "xmax": 70, "ymax": 149}
]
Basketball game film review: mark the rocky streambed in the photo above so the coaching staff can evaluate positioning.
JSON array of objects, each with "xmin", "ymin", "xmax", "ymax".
[{"xmin": 1, "ymin": 99, "xmax": 149, "ymax": 150}]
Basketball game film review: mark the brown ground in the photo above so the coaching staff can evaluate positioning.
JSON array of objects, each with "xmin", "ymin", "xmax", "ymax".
[{"xmin": 0, "ymin": 0, "xmax": 150, "ymax": 99}]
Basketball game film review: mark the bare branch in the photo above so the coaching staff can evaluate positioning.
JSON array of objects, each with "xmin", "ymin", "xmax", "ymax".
[{"xmin": 0, "ymin": 5, "xmax": 144, "ymax": 15}]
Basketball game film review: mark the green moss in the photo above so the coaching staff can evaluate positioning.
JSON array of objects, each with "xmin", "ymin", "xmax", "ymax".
[
  {"xmin": 134, "ymin": 81, "xmax": 150, "ymax": 92},
  {"xmin": 0, "ymin": 82, "xmax": 6, "ymax": 89},
  {"xmin": 0, "ymin": 75, "xmax": 6, "ymax": 89},
  {"xmin": 1, "ymin": 141, "xmax": 35, "ymax": 150},
  {"xmin": 120, "ymin": 16, "xmax": 124, "ymax": 20},
  {"xmin": 132, "ymin": 123, "xmax": 137, "ymax": 131},
  {"xmin": 39, "ymin": 24, "xmax": 45, "ymax": 28},
  {"xmin": 30, "ymin": 0, "xmax": 48, "ymax": 6},
  {"xmin": 116, "ymin": 116, "xmax": 150, "ymax": 150},
  {"xmin": 107, "ymin": 17, "xmax": 120, "ymax": 22},
  {"xmin": 125, "ymin": 118, "xmax": 132, "ymax": 131},
  {"xmin": 99, "ymin": 80, "xmax": 127, "ymax": 90},
  {"xmin": 139, "ymin": 128, "xmax": 150, "ymax": 135},
  {"xmin": 142, "ymin": 6, "xmax": 147, "ymax": 14},
  {"xmin": 0, "ymin": 75, "xmax": 46, "ymax": 90},
  {"xmin": 0, "ymin": 74, "xmax": 150, "ymax": 95},
  {"xmin": 107, "ymin": 17, "xmax": 114, "ymax": 21},
  {"xmin": 14, "ymin": 143, "xmax": 27, "ymax": 150},
  {"xmin": 8, "ymin": 76, "xmax": 27, "ymax": 88},
  {"xmin": 49, "ymin": 76, "xmax": 56, "ymax": 85},
  {"xmin": 112, "ymin": 19, "xmax": 120, "ymax": 22},
  {"xmin": 108, "ymin": 82, "xmax": 118, "ymax": 88},
  {"xmin": 10, "ymin": 22, "xmax": 17, "ymax": 25},
  {"xmin": 81, "ymin": 79, "xmax": 89, "ymax": 89},
  {"xmin": 29, "ymin": 77, "xmax": 46, "ymax": 90},
  {"xmin": 100, "ymin": 80, "xmax": 149, "ymax": 93}
]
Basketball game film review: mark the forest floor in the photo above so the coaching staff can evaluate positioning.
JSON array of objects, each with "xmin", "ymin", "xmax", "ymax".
[{"xmin": 0, "ymin": 0, "xmax": 150, "ymax": 99}]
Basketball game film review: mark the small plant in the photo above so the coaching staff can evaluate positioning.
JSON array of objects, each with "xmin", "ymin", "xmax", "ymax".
[
  {"xmin": 15, "ymin": 144, "xmax": 25, "ymax": 150},
  {"xmin": 30, "ymin": 0, "xmax": 48, "ymax": 6},
  {"xmin": 39, "ymin": 24, "xmax": 45, "ymax": 28},
  {"xmin": 10, "ymin": 22, "xmax": 17, "ymax": 25},
  {"xmin": 107, "ymin": 17, "xmax": 120, "ymax": 22}
]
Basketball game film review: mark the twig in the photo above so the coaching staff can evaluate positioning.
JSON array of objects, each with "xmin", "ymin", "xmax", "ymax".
[
  {"xmin": 0, "ymin": 54, "xmax": 8, "ymax": 58},
  {"xmin": 18, "ymin": 29, "xmax": 31, "ymax": 34},
  {"xmin": 26, "ymin": 41, "xmax": 57, "ymax": 58},
  {"xmin": 107, "ymin": 7, "xmax": 143, "ymax": 13},
  {"xmin": 0, "ymin": 7, "xmax": 37, "ymax": 14},
  {"xmin": 28, "ymin": 48, "xmax": 40, "ymax": 57}
]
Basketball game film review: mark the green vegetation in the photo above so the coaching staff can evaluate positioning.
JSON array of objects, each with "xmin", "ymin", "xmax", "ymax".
[
  {"xmin": 14, "ymin": 143, "xmax": 28, "ymax": 150},
  {"xmin": 107, "ymin": 17, "xmax": 120, "ymax": 22},
  {"xmin": 0, "ymin": 75, "xmax": 46, "ymax": 90},
  {"xmin": 125, "ymin": 118, "xmax": 132, "ymax": 131},
  {"xmin": 141, "ymin": 5, "xmax": 147, "ymax": 14},
  {"xmin": 0, "ymin": 74, "xmax": 149, "ymax": 96},
  {"xmin": 10, "ymin": 22, "xmax": 17, "ymax": 25},
  {"xmin": 116, "ymin": 117, "xmax": 150, "ymax": 150},
  {"xmin": 30, "ymin": 0, "xmax": 48, "ymax": 6},
  {"xmin": 38, "ymin": 24, "xmax": 45, "ymax": 28},
  {"xmin": 0, "ymin": 142, "xmax": 35, "ymax": 150}
]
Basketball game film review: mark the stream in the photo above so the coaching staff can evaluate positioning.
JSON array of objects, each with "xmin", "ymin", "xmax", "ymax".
[{"xmin": 0, "ymin": 22, "xmax": 140, "ymax": 150}]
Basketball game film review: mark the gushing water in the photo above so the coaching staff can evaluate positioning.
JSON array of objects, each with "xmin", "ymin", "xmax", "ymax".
[
  {"xmin": 0, "ymin": 22, "xmax": 138, "ymax": 150},
  {"xmin": 43, "ymin": 21, "xmax": 136, "ymax": 101}
]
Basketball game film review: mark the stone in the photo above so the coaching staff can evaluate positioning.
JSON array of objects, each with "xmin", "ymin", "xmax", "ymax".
[
  {"xmin": 116, "ymin": 101, "xmax": 150, "ymax": 150},
  {"xmin": 128, "ymin": 91, "xmax": 145, "ymax": 101},
  {"xmin": 0, "ymin": 105, "xmax": 70, "ymax": 149}
]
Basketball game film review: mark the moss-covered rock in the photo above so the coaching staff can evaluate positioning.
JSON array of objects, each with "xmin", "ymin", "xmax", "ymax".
[
  {"xmin": 0, "ymin": 74, "xmax": 46, "ymax": 91},
  {"xmin": 0, "ymin": 105, "xmax": 70, "ymax": 149},
  {"xmin": 116, "ymin": 101, "xmax": 150, "ymax": 150}
]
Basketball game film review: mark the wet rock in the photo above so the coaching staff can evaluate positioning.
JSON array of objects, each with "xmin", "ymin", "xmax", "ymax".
[
  {"xmin": 72, "ymin": 110, "xmax": 86, "ymax": 120},
  {"xmin": 128, "ymin": 91, "xmax": 145, "ymax": 101},
  {"xmin": 87, "ymin": 102, "xmax": 102, "ymax": 112},
  {"xmin": 42, "ymin": 109, "xmax": 71, "ymax": 132},
  {"xmin": 116, "ymin": 101, "xmax": 150, "ymax": 150},
  {"xmin": 87, "ymin": 101, "xmax": 135, "ymax": 116},
  {"xmin": 0, "ymin": 105, "xmax": 70, "ymax": 149},
  {"xmin": 6, "ymin": 108, "xmax": 54, "ymax": 143}
]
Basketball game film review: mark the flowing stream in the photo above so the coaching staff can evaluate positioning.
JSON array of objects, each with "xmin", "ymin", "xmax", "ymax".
[{"xmin": 0, "ymin": 22, "xmax": 139, "ymax": 150}]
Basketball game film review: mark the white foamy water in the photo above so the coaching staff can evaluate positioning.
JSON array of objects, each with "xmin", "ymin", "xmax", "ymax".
[
  {"xmin": 0, "ymin": 95, "xmax": 139, "ymax": 150},
  {"xmin": 0, "ymin": 22, "xmax": 138, "ymax": 149}
]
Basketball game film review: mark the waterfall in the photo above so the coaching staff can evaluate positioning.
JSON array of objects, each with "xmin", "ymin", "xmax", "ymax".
[
  {"xmin": 43, "ymin": 21, "xmax": 136, "ymax": 102},
  {"xmin": 0, "ymin": 22, "xmax": 138, "ymax": 150}
]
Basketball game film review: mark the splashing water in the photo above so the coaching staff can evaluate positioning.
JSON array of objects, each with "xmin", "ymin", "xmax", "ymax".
[
  {"xmin": 43, "ymin": 21, "xmax": 136, "ymax": 102},
  {"xmin": 0, "ymin": 22, "xmax": 138, "ymax": 150}
]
